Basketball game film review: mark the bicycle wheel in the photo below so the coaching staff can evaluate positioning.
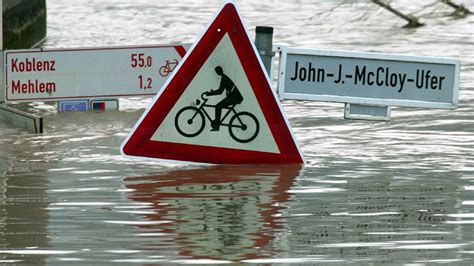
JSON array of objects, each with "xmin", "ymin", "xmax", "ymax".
[
  {"xmin": 229, "ymin": 112, "xmax": 259, "ymax": 143},
  {"xmin": 159, "ymin": 66, "xmax": 169, "ymax": 77},
  {"xmin": 175, "ymin": 106, "xmax": 205, "ymax": 138}
]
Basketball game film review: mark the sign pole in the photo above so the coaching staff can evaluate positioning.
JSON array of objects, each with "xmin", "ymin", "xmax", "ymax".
[
  {"xmin": 0, "ymin": 0, "xmax": 3, "ymax": 51},
  {"xmin": 1, "ymin": 51, "xmax": 4, "ymax": 105},
  {"xmin": 1, "ymin": 1, "xmax": 4, "ymax": 105},
  {"xmin": 255, "ymin": 26, "xmax": 274, "ymax": 76}
]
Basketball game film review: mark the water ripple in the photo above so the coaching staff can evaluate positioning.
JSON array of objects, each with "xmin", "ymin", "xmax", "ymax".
[{"xmin": 0, "ymin": 0, "xmax": 472, "ymax": 264}]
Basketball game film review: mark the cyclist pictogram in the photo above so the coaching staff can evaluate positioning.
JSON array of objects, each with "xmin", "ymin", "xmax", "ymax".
[
  {"xmin": 159, "ymin": 59, "xmax": 178, "ymax": 77},
  {"xmin": 175, "ymin": 66, "xmax": 259, "ymax": 143}
]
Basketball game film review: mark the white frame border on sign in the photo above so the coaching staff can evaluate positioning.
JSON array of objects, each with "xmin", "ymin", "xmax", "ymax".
[
  {"xmin": 120, "ymin": 0, "xmax": 305, "ymax": 165},
  {"xmin": 277, "ymin": 46, "xmax": 460, "ymax": 109}
]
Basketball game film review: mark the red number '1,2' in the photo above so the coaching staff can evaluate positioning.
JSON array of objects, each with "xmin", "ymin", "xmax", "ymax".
[
  {"xmin": 131, "ymin": 53, "xmax": 152, "ymax": 68},
  {"xmin": 138, "ymin": 75, "xmax": 152, "ymax": 90},
  {"xmin": 131, "ymin": 53, "xmax": 153, "ymax": 90}
]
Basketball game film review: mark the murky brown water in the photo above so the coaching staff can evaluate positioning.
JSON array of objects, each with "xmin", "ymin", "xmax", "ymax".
[{"xmin": 1, "ymin": 0, "xmax": 473, "ymax": 264}]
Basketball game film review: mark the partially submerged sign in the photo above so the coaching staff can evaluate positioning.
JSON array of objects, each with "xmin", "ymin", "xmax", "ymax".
[
  {"xmin": 0, "ymin": 105, "xmax": 43, "ymax": 133},
  {"xmin": 121, "ymin": 1, "xmax": 303, "ymax": 164},
  {"xmin": 58, "ymin": 100, "xmax": 88, "ymax": 112},
  {"xmin": 4, "ymin": 45, "xmax": 188, "ymax": 102},
  {"xmin": 278, "ymin": 47, "xmax": 460, "ymax": 109}
]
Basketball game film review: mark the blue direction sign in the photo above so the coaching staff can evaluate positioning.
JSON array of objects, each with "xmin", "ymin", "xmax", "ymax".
[{"xmin": 59, "ymin": 100, "xmax": 88, "ymax": 112}]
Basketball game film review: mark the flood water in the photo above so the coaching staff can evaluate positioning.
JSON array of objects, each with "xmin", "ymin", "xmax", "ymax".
[{"xmin": 1, "ymin": 0, "xmax": 473, "ymax": 264}]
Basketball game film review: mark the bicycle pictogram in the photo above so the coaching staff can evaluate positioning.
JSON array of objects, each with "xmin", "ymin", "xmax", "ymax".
[
  {"xmin": 174, "ymin": 92, "xmax": 259, "ymax": 143},
  {"xmin": 159, "ymin": 59, "xmax": 178, "ymax": 77}
]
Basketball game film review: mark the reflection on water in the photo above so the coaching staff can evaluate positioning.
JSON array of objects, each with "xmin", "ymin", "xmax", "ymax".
[
  {"xmin": 0, "ymin": 0, "xmax": 473, "ymax": 264},
  {"xmin": 286, "ymin": 168, "xmax": 470, "ymax": 264},
  {"xmin": 125, "ymin": 165, "xmax": 301, "ymax": 262},
  {"xmin": 0, "ymin": 135, "xmax": 53, "ymax": 264}
]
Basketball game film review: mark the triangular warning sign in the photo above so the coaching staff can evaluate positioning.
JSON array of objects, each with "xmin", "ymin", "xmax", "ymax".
[{"xmin": 121, "ymin": 1, "xmax": 304, "ymax": 164}]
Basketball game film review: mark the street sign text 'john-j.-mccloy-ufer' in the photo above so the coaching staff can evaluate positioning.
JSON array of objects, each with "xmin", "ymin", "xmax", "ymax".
[{"xmin": 279, "ymin": 48, "xmax": 460, "ymax": 109}]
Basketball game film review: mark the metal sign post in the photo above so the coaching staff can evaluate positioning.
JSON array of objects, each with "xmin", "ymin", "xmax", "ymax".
[
  {"xmin": 0, "ymin": 51, "xmax": 4, "ymax": 104},
  {"xmin": 255, "ymin": 26, "xmax": 274, "ymax": 76}
]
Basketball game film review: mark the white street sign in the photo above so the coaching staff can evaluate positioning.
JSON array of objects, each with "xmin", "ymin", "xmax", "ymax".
[
  {"xmin": 4, "ymin": 44, "xmax": 189, "ymax": 102},
  {"xmin": 278, "ymin": 47, "xmax": 460, "ymax": 109}
]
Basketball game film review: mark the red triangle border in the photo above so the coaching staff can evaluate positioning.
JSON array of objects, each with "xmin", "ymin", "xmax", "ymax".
[{"xmin": 121, "ymin": 2, "xmax": 304, "ymax": 164}]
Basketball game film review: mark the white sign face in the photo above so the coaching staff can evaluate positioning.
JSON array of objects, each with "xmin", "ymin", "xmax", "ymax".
[
  {"xmin": 4, "ymin": 45, "xmax": 189, "ymax": 102},
  {"xmin": 279, "ymin": 47, "xmax": 460, "ymax": 109},
  {"xmin": 151, "ymin": 34, "xmax": 279, "ymax": 154}
]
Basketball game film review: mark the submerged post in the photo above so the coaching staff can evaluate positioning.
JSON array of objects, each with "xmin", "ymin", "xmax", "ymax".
[
  {"xmin": 372, "ymin": 0, "xmax": 423, "ymax": 28},
  {"xmin": 440, "ymin": 0, "xmax": 472, "ymax": 16},
  {"xmin": 255, "ymin": 26, "xmax": 274, "ymax": 76}
]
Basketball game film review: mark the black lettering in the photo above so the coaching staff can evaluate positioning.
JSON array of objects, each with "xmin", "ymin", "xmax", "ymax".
[
  {"xmin": 290, "ymin": 61, "xmax": 299, "ymax": 81},
  {"xmin": 299, "ymin": 67, "xmax": 307, "ymax": 81},
  {"xmin": 308, "ymin": 63, "xmax": 316, "ymax": 82},
  {"xmin": 424, "ymin": 70, "xmax": 431, "ymax": 89},
  {"xmin": 354, "ymin": 65, "xmax": 366, "ymax": 85},
  {"xmin": 376, "ymin": 67, "xmax": 384, "ymax": 86},
  {"xmin": 439, "ymin": 76, "xmax": 445, "ymax": 90},
  {"xmin": 317, "ymin": 68, "xmax": 325, "ymax": 83},
  {"xmin": 398, "ymin": 74, "xmax": 406, "ymax": 93},
  {"xmin": 416, "ymin": 69, "xmax": 424, "ymax": 89},
  {"xmin": 367, "ymin": 72, "xmax": 375, "ymax": 85},
  {"xmin": 390, "ymin": 73, "xmax": 397, "ymax": 87},
  {"xmin": 431, "ymin": 76, "xmax": 438, "ymax": 90},
  {"xmin": 334, "ymin": 64, "xmax": 343, "ymax": 84}
]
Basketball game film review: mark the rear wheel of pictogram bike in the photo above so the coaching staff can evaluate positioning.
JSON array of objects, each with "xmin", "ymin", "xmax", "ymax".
[
  {"xmin": 159, "ymin": 66, "xmax": 169, "ymax": 77},
  {"xmin": 175, "ymin": 106, "xmax": 205, "ymax": 137}
]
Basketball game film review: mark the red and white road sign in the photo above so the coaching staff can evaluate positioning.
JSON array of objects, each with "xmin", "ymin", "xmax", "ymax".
[
  {"xmin": 121, "ymin": 1, "xmax": 304, "ymax": 164},
  {"xmin": 5, "ymin": 45, "xmax": 187, "ymax": 102}
]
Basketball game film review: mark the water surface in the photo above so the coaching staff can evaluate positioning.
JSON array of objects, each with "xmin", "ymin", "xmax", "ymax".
[{"xmin": 0, "ymin": 0, "xmax": 473, "ymax": 264}]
